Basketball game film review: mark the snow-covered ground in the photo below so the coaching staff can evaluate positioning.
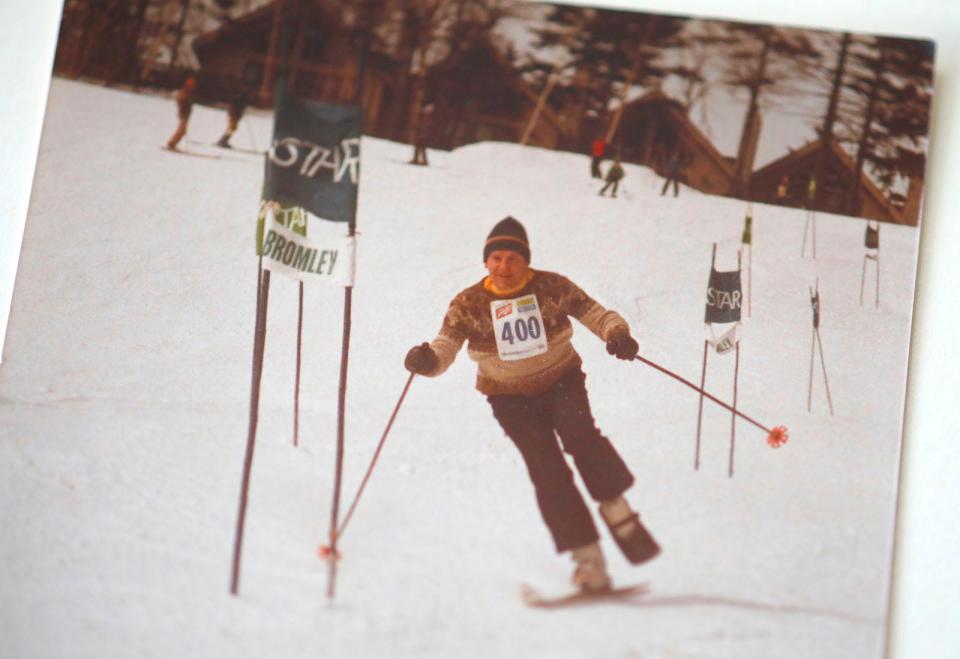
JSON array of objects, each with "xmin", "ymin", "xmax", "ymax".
[{"xmin": 0, "ymin": 79, "xmax": 920, "ymax": 658}]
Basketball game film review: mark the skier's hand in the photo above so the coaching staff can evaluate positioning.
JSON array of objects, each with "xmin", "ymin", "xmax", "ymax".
[
  {"xmin": 606, "ymin": 332, "xmax": 639, "ymax": 361},
  {"xmin": 404, "ymin": 342, "xmax": 438, "ymax": 375}
]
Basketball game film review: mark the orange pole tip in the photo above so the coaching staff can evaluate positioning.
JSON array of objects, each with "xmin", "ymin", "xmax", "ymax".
[
  {"xmin": 318, "ymin": 545, "xmax": 342, "ymax": 561},
  {"xmin": 767, "ymin": 425, "xmax": 789, "ymax": 448}
]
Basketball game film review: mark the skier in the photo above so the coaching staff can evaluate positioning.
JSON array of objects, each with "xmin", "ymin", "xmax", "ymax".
[
  {"xmin": 165, "ymin": 75, "xmax": 197, "ymax": 151},
  {"xmin": 777, "ymin": 174, "xmax": 789, "ymax": 201},
  {"xmin": 660, "ymin": 150, "xmax": 685, "ymax": 197},
  {"xmin": 403, "ymin": 216, "xmax": 660, "ymax": 594},
  {"xmin": 410, "ymin": 103, "xmax": 435, "ymax": 166},
  {"xmin": 590, "ymin": 138, "xmax": 607, "ymax": 178},
  {"xmin": 216, "ymin": 86, "xmax": 248, "ymax": 149},
  {"xmin": 806, "ymin": 173, "xmax": 817, "ymax": 207},
  {"xmin": 599, "ymin": 158, "xmax": 625, "ymax": 198}
]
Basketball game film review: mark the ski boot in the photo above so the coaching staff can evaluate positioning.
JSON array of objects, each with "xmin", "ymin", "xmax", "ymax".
[
  {"xmin": 571, "ymin": 542, "xmax": 612, "ymax": 594},
  {"xmin": 599, "ymin": 496, "xmax": 661, "ymax": 565}
]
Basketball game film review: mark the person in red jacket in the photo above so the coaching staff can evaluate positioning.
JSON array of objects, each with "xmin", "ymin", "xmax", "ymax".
[
  {"xmin": 590, "ymin": 138, "xmax": 606, "ymax": 178},
  {"xmin": 403, "ymin": 216, "xmax": 660, "ymax": 593}
]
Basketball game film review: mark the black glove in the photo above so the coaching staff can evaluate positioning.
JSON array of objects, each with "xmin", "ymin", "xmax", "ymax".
[
  {"xmin": 404, "ymin": 342, "xmax": 438, "ymax": 375},
  {"xmin": 606, "ymin": 332, "xmax": 639, "ymax": 361}
]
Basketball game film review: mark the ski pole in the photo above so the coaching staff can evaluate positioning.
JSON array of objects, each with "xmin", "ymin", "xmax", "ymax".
[
  {"xmin": 633, "ymin": 355, "xmax": 788, "ymax": 447},
  {"xmin": 319, "ymin": 371, "xmax": 416, "ymax": 559}
]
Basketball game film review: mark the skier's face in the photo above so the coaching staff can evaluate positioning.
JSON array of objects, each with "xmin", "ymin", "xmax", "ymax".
[{"xmin": 485, "ymin": 250, "xmax": 528, "ymax": 290}]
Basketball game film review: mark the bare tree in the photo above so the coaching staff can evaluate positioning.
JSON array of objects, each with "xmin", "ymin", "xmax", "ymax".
[{"xmin": 717, "ymin": 24, "xmax": 821, "ymax": 196}]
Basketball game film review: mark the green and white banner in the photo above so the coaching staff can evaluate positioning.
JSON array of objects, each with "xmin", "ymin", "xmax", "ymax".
[{"xmin": 260, "ymin": 205, "xmax": 355, "ymax": 285}]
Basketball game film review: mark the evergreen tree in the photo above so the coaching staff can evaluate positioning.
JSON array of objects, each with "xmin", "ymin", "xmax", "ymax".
[
  {"xmin": 528, "ymin": 6, "xmax": 687, "ymax": 146},
  {"xmin": 717, "ymin": 23, "xmax": 821, "ymax": 196},
  {"xmin": 842, "ymin": 35, "xmax": 933, "ymax": 216}
]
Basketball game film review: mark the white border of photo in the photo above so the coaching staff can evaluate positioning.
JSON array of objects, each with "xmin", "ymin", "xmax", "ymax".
[{"xmin": 1, "ymin": 1, "xmax": 957, "ymax": 657}]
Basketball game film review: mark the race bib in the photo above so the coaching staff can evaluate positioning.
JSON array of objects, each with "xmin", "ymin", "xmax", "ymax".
[{"xmin": 490, "ymin": 294, "xmax": 548, "ymax": 361}]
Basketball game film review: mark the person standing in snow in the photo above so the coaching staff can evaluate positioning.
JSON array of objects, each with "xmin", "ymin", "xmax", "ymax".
[
  {"xmin": 660, "ymin": 150, "xmax": 685, "ymax": 197},
  {"xmin": 590, "ymin": 138, "xmax": 607, "ymax": 179},
  {"xmin": 165, "ymin": 75, "xmax": 197, "ymax": 151},
  {"xmin": 777, "ymin": 174, "xmax": 790, "ymax": 201},
  {"xmin": 599, "ymin": 158, "xmax": 625, "ymax": 198},
  {"xmin": 410, "ymin": 103, "xmax": 435, "ymax": 166},
  {"xmin": 403, "ymin": 217, "xmax": 660, "ymax": 593}
]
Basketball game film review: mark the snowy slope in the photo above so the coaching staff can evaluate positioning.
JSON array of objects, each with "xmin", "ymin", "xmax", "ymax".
[{"xmin": 0, "ymin": 79, "xmax": 919, "ymax": 658}]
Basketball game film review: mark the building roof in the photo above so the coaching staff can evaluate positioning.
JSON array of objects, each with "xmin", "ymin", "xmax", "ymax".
[
  {"xmin": 623, "ymin": 89, "xmax": 736, "ymax": 181},
  {"xmin": 429, "ymin": 38, "xmax": 575, "ymax": 138},
  {"xmin": 752, "ymin": 138, "xmax": 902, "ymax": 221}
]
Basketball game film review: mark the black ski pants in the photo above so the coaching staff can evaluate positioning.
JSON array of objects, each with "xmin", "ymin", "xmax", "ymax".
[
  {"xmin": 600, "ymin": 179, "xmax": 620, "ymax": 197},
  {"xmin": 487, "ymin": 367, "xmax": 634, "ymax": 553},
  {"xmin": 411, "ymin": 144, "xmax": 429, "ymax": 165},
  {"xmin": 590, "ymin": 156, "xmax": 603, "ymax": 178},
  {"xmin": 661, "ymin": 176, "xmax": 679, "ymax": 197}
]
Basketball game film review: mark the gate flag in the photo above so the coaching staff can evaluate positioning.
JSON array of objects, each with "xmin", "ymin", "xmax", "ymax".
[
  {"xmin": 704, "ymin": 268, "xmax": 743, "ymax": 324},
  {"xmin": 264, "ymin": 84, "xmax": 362, "ymax": 223},
  {"xmin": 260, "ymin": 206, "xmax": 355, "ymax": 285}
]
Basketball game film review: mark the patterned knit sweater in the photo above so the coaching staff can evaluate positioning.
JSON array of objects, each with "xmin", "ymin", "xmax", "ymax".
[{"xmin": 426, "ymin": 269, "xmax": 630, "ymax": 396}]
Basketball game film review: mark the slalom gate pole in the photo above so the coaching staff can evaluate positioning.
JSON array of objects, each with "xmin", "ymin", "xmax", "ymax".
[
  {"xmin": 860, "ymin": 255, "xmax": 867, "ymax": 306},
  {"xmin": 318, "ymin": 372, "xmax": 416, "ymax": 552},
  {"xmin": 694, "ymin": 340, "xmax": 708, "ymax": 470},
  {"xmin": 231, "ymin": 266, "xmax": 271, "ymax": 596},
  {"xmin": 728, "ymin": 343, "xmax": 740, "ymax": 478},
  {"xmin": 815, "ymin": 329, "xmax": 835, "ymax": 416},
  {"xmin": 327, "ymin": 282, "xmax": 352, "ymax": 600},
  {"xmin": 801, "ymin": 214, "xmax": 810, "ymax": 258},
  {"xmin": 326, "ymin": 33, "xmax": 368, "ymax": 600},
  {"xmin": 812, "ymin": 214, "xmax": 817, "ymax": 259},
  {"xmin": 748, "ymin": 244, "xmax": 753, "ymax": 318},
  {"xmin": 294, "ymin": 281, "xmax": 303, "ymax": 447},
  {"xmin": 875, "ymin": 255, "xmax": 880, "ymax": 309},
  {"xmin": 807, "ymin": 326, "xmax": 816, "ymax": 412},
  {"xmin": 633, "ymin": 354, "xmax": 787, "ymax": 444}
]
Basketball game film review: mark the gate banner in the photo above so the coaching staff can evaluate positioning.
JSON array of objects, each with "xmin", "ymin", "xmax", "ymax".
[
  {"xmin": 704, "ymin": 268, "xmax": 743, "ymax": 324},
  {"xmin": 264, "ymin": 84, "xmax": 361, "ymax": 224},
  {"xmin": 260, "ymin": 207, "xmax": 355, "ymax": 285}
]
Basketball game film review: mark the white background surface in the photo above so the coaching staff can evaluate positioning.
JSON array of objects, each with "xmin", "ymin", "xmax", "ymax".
[{"xmin": 0, "ymin": 1, "xmax": 957, "ymax": 657}]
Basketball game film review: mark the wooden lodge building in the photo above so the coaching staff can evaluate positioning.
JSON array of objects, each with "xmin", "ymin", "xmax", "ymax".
[
  {"xmin": 190, "ymin": 0, "xmax": 570, "ymax": 150},
  {"xmin": 191, "ymin": 2, "xmax": 391, "ymax": 130},
  {"xmin": 749, "ymin": 139, "xmax": 921, "ymax": 226},
  {"xmin": 616, "ymin": 90, "xmax": 737, "ymax": 198}
]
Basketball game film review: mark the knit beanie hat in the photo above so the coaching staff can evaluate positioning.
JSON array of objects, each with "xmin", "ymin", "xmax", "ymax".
[{"xmin": 483, "ymin": 216, "xmax": 530, "ymax": 264}]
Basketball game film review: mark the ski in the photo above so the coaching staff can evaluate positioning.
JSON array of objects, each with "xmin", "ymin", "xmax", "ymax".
[
  {"xmin": 160, "ymin": 145, "xmax": 220, "ymax": 160},
  {"xmin": 521, "ymin": 582, "xmax": 649, "ymax": 609},
  {"xmin": 187, "ymin": 140, "xmax": 264, "ymax": 155}
]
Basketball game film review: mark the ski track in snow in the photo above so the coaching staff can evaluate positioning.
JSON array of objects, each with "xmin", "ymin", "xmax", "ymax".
[{"xmin": 0, "ymin": 79, "xmax": 918, "ymax": 658}]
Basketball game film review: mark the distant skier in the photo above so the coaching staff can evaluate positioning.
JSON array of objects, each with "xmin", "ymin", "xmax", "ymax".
[
  {"xmin": 806, "ymin": 173, "xmax": 817, "ymax": 208},
  {"xmin": 590, "ymin": 138, "xmax": 607, "ymax": 178},
  {"xmin": 410, "ymin": 103, "xmax": 435, "ymax": 166},
  {"xmin": 660, "ymin": 150, "xmax": 686, "ymax": 197},
  {"xmin": 598, "ymin": 158, "xmax": 625, "ymax": 198},
  {"xmin": 403, "ymin": 216, "xmax": 660, "ymax": 594},
  {"xmin": 165, "ymin": 75, "xmax": 197, "ymax": 151},
  {"xmin": 777, "ymin": 175, "xmax": 790, "ymax": 201},
  {"xmin": 216, "ymin": 88, "xmax": 248, "ymax": 149}
]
